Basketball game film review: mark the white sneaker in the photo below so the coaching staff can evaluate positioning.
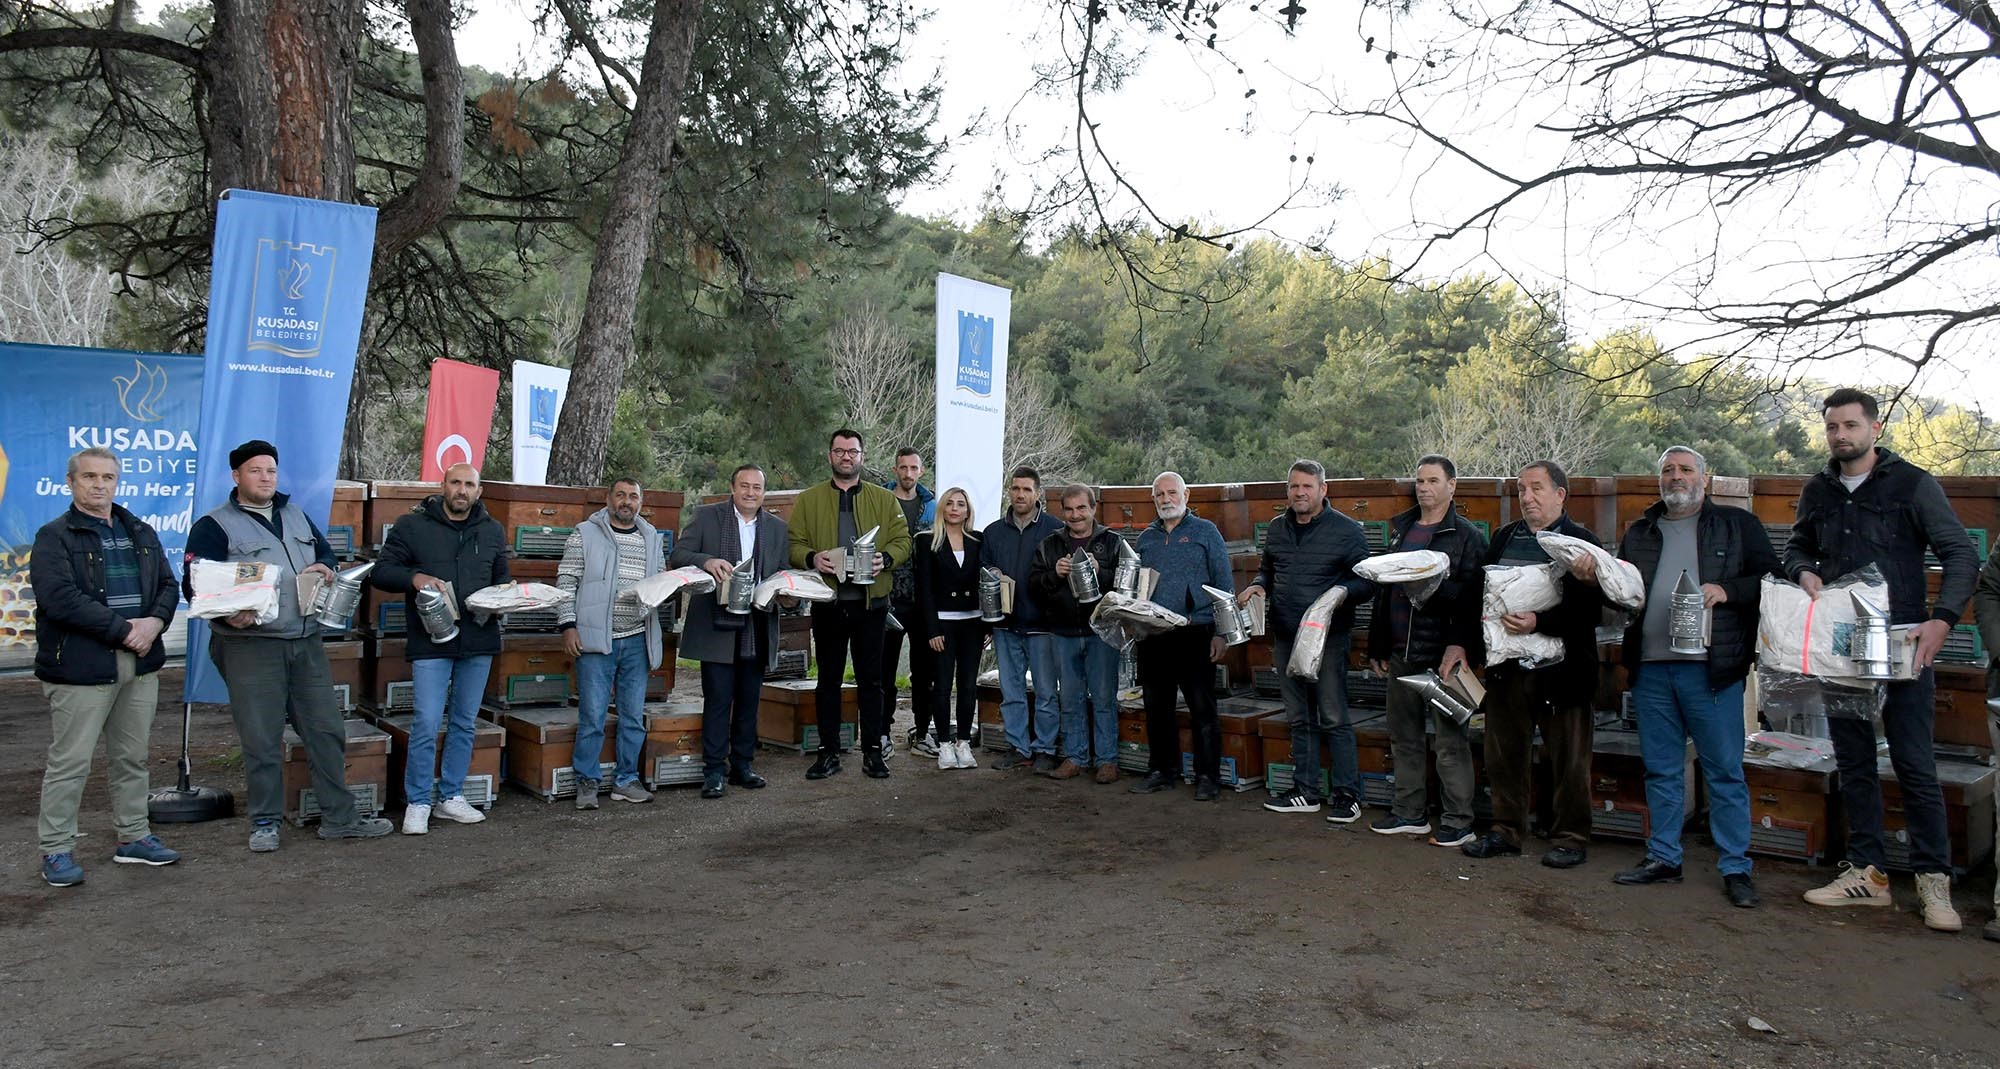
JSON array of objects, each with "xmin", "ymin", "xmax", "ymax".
[
  {"xmin": 1802, "ymin": 861, "xmax": 1892, "ymax": 907},
  {"xmin": 954, "ymin": 740, "xmax": 976, "ymax": 769},
  {"xmin": 938, "ymin": 741, "xmax": 957, "ymax": 770},
  {"xmin": 880, "ymin": 734, "xmax": 895, "ymax": 760},
  {"xmin": 434, "ymin": 796, "xmax": 486, "ymax": 824},
  {"xmin": 1916, "ymin": 872, "xmax": 1963, "ymax": 932},
  {"xmin": 401, "ymin": 804, "xmax": 431, "ymax": 835}
]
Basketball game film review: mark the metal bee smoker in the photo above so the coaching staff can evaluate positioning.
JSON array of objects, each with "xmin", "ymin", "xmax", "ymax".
[
  {"xmin": 1396, "ymin": 671, "xmax": 1476, "ymax": 725},
  {"xmin": 844, "ymin": 526, "xmax": 879, "ymax": 586},
  {"xmin": 1667, "ymin": 569, "xmax": 1709, "ymax": 655},
  {"xmin": 1111, "ymin": 538, "xmax": 1141, "ymax": 598},
  {"xmin": 1068, "ymin": 549, "xmax": 1102, "ymax": 604},
  {"xmin": 1209, "ymin": 586, "xmax": 1252, "ymax": 646},
  {"xmin": 1851, "ymin": 590, "xmax": 1891, "ymax": 680},
  {"xmin": 978, "ymin": 566, "xmax": 1006, "ymax": 623},
  {"xmin": 308, "ymin": 561, "xmax": 375, "ymax": 630},
  {"xmin": 413, "ymin": 585, "xmax": 460, "ymax": 643},
  {"xmin": 725, "ymin": 555, "xmax": 757, "ymax": 615}
]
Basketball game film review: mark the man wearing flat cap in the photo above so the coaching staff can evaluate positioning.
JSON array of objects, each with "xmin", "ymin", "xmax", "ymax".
[{"xmin": 184, "ymin": 440, "xmax": 392, "ymax": 852}]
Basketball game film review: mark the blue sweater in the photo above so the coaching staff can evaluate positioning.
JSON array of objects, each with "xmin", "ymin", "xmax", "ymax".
[{"xmin": 1137, "ymin": 514, "xmax": 1232, "ymax": 625}]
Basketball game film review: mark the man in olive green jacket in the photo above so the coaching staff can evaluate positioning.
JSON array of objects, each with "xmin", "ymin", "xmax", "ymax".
[{"xmin": 789, "ymin": 428, "xmax": 913, "ymax": 780}]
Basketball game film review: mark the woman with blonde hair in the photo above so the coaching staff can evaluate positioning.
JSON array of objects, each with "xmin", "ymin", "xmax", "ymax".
[{"xmin": 914, "ymin": 486, "xmax": 987, "ymax": 770}]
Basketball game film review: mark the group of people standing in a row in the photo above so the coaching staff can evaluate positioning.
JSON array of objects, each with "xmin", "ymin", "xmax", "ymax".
[{"xmin": 23, "ymin": 391, "xmax": 2000, "ymax": 946}]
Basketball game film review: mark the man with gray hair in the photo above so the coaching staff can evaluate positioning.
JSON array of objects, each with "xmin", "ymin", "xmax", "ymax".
[
  {"xmin": 1582, "ymin": 446, "xmax": 1776, "ymax": 906},
  {"xmin": 1240, "ymin": 459, "xmax": 1375, "ymax": 821},
  {"xmin": 1131, "ymin": 471, "xmax": 1235, "ymax": 800},
  {"xmin": 32, "ymin": 447, "xmax": 184, "ymax": 885}
]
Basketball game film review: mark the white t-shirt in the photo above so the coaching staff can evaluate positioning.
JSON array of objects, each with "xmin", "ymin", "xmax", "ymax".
[{"xmin": 1839, "ymin": 472, "xmax": 1868, "ymax": 493}]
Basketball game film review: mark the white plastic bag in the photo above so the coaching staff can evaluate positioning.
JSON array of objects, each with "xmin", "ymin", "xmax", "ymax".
[
  {"xmin": 188, "ymin": 560, "xmax": 279, "ymax": 623},
  {"xmin": 1286, "ymin": 585, "xmax": 1350, "ymax": 678},
  {"xmin": 1536, "ymin": 531, "xmax": 1645, "ymax": 612},
  {"xmin": 1480, "ymin": 562, "xmax": 1566, "ymax": 668},
  {"xmin": 1354, "ymin": 550, "xmax": 1449, "ymax": 608},
  {"xmin": 1755, "ymin": 567, "xmax": 1892, "ymax": 681},
  {"xmin": 631, "ymin": 566, "xmax": 717, "ymax": 608},
  {"xmin": 465, "ymin": 581, "xmax": 573, "ymax": 614},
  {"xmin": 753, "ymin": 569, "xmax": 836, "ymax": 609},
  {"xmin": 1090, "ymin": 591, "xmax": 1188, "ymax": 653}
]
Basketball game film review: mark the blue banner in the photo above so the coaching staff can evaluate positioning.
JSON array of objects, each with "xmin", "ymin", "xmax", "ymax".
[
  {"xmin": 0, "ymin": 344, "xmax": 203, "ymax": 664},
  {"xmin": 185, "ymin": 190, "xmax": 377, "ymax": 703}
]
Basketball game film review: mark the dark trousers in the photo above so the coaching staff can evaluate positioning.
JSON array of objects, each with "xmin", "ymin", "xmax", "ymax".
[
  {"xmin": 211, "ymin": 634, "xmax": 359, "ymax": 826},
  {"xmin": 700, "ymin": 656, "xmax": 764, "ymax": 776},
  {"xmin": 931, "ymin": 617, "xmax": 985, "ymax": 742},
  {"xmin": 1484, "ymin": 666, "xmax": 1594, "ymax": 847},
  {"xmin": 883, "ymin": 614, "xmax": 938, "ymax": 738},
  {"xmin": 1137, "ymin": 625, "xmax": 1219, "ymax": 781},
  {"xmin": 1829, "ymin": 671, "xmax": 1951, "ymax": 873},
  {"xmin": 811, "ymin": 600, "xmax": 888, "ymax": 755}
]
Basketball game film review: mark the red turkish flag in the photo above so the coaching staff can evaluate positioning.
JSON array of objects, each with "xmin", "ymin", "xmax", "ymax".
[{"xmin": 419, "ymin": 359, "xmax": 501, "ymax": 481}]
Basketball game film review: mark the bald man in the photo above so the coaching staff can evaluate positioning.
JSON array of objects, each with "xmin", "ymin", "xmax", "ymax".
[{"xmin": 372, "ymin": 463, "xmax": 511, "ymax": 834}]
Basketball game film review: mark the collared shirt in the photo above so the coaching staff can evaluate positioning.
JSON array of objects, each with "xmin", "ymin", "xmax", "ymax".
[
  {"xmin": 81, "ymin": 509, "xmax": 146, "ymax": 620},
  {"xmin": 735, "ymin": 510, "xmax": 759, "ymax": 566}
]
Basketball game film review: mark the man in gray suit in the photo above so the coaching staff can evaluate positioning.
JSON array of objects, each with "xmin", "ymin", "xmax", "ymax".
[{"xmin": 673, "ymin": 464, "xmax": 791, "ymax": 798}]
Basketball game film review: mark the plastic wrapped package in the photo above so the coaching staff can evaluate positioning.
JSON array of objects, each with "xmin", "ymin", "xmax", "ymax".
[
  {"xmin": 1089, "ymin": 592, "xmax": 1188, "ymax": 654},
  {"xmin": 466, "ymin": 581, "xmax": 572, "ymax": 613},
  {"xmin": 1742, "ymin": 730, "xmax": 1839, "ymax": 770},
  {"xmin": 1480, "ymin": 562, "xmax": 1567, "ymax": 668},
  {"xmin": 1536, "ymin": 531, "xmax": 1645, "ymax": 612},
  {"xmin": 187, "ymin": 559, "xmax": 280, "ymax": 623},
  {"xmin": 1286, "ymin": 586, "xmax": 1350, "ymax": 678},
  {"xmin": 1354, "ymin": 550, "xmax": 1449, "ymax": 608},
  {"xmin": 753, "ymin": 569, "xmax": 836, "ymax": 609},
  {"xmin": 631, "ymin": 565, "xmax": 717, "ymax": 608},
  {"xmin": 1755, "ymin": 664, "xmax": 1884, "ymax": 723},
  {"xmin": 1755, "ymin": 565, "xmax": 1893, "ymax": 680}
]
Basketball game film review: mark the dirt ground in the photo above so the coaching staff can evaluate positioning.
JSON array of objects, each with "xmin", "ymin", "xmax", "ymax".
[{"xmin": 0, "ymin": 669, "xmax": 1995, "ymax": 1069}]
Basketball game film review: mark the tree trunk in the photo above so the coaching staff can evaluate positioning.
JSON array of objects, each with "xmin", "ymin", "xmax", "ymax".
[
  {"xmin": 545, "ymin": 0, "xmax": 704, "ymax": 487},
  {"xmin": 206, "ymin": 0, "xmax": 363, "ymax": 201}
]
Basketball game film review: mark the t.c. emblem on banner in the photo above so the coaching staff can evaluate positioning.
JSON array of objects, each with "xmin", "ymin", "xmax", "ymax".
[
  {"xmin": 247, "ymin": 239, "xmax": 339, "ymax": 359},
  {"xmin": 956, "ymin": 311, "xmax": 995, "ymax": 396}
]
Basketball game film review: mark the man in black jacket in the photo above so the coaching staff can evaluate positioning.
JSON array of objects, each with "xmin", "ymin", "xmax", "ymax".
[
  {"xmin": 1786, "ymin": 389, "xmax": 1975, "ymax": 932},
  {"xmin": 31, "ymin": 447, "xmax": 184, "ymax": 886},
  {"xmin": 981, "ymin": 467, "xmax": 1064, "ymax": 770},
  {"xmin": 371, "ymin": 463, "xmax": 510, "ymax": 835},
  {"xmin": 1463, "ymin": 459, "xmax": 1606, "ymax": 869},
  {"xmin": 1367, "ymin": 454, "xmax": 1488, "ymax": 846},
  {"xmin": 1595, "ymin": 447, "xmax": 1775, "ymax": 907},
  {"xmin": 1028, "ymin": 484, "xmax": 1127, "ymax": 783},
  {"xmin": 1245, "ymin": 460, "xmax": 1375, "ymax": 822}
]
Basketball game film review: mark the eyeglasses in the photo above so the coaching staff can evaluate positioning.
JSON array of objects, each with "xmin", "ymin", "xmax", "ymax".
[{"xmin": 830, "ymin": 448, "xmax": 863, "ymax": 458}]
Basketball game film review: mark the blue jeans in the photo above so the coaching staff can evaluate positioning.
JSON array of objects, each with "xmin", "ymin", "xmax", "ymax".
[
  {"xmin": 574, "ymin": 634, "xmax": 649, "ymax": 787},
  {"xmin": 408, "ymin": 655, "xmax": 492, "ymax": 805},
  {"xmin": 1275, "ymin": 634, "xmax": 1357, "ymax": 803},
  {"xmin": 1050, "ymin": 633, "xmax": 1121, "ymax": 766},
  {"xmin": 1631, "ymin": 661, "xmax": 1752, "ymax": 876},
  {"xmin": 994, "ymin": 629, "xmax": 1060, "ymax": 757}
]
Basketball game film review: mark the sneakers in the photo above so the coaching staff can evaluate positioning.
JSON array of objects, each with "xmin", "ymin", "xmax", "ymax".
[
  {"xmin": 575, "ymin": 779, "xmax": 602, "ymax": 809},
  {"xmin": 1046, "ymin": 759, "xmax": 1084, "ymax": 780},
  {"xmin": 1461, "ymin": 831, "xmax": 1522, "ymax": 859},
  {"xmin": 1916, "ymin": 872, "xmax": 1963, "ymax": 932},
  {"xmin": 1985, "ymin": 919, "xmax": 2000, "ymax": 943},
  {"xmin": 806, "ymin": 753, "xmax": 842, "ymax": 779},
  {"xmin": 1324, "ymin": 797, "xmax": 1362, "ymax": 825},
  {"xmin": 1094, "ymin": 763, "xmax": 1120, "ymax": 785},
  {"xmin": 937, "ymin": 741, "xmax": 958, "ymax": 770},
  {"xmin": 1193, "ymin": 777, "xmax": 1220, "ymax": 802},
  {"xmin": 910, "ymin": 729, "xmax": 940, "ymax": 757},
  {"xmin": 112, "ymin": 835, "xmax": 180, "ymax": 866},
  {"xmin": 249, "ymin": 821, "xmax": 281, "ymax": 853},
  {"xmin": 402, "ymin": 804, "xmax": 432, "ymax": 835},
  {"xmin": 879, "ymin": 734, "xmax": 895, "ymax": 761},
  {"xmin": 1802, "ymin": 862, "xmax": 1892, "ymax": 907},
  {"xmin": 318, "ymin": 817, "xmax": 394, "ymax": 840},
  {"xmin": 1429, "ymin": 825, "xmax": 1475, "ymax": 848},
  {"xmin": 1369, "ymin": 814, "xmax": 1431, "ymax": 836},
  {"xmin": 953, "ymin": 740, "xmax": 976, "ymax": 769},
  {"xmin": 863, "ymin": 750, "xmax": 891, "ymax": 778},
  {"xmin": 435, "ymin": 796, "xmax": 485, "ymax": 824},
  {"xmin": 610, "ymin": 781, "xmax": 655, "ymax": 804},
  {"xmin": 1263, "ymin": 792, "xmax": 1321, "ymax": 814},
  {"xmin": 40, "ymin": 852, "xmax": 84, "ymax": 887}
]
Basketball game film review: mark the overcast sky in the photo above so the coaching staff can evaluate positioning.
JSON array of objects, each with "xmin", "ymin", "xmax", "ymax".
[{"xmin": 454, "ymin": 0, "xmax": 2000, "ymax": 419}]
